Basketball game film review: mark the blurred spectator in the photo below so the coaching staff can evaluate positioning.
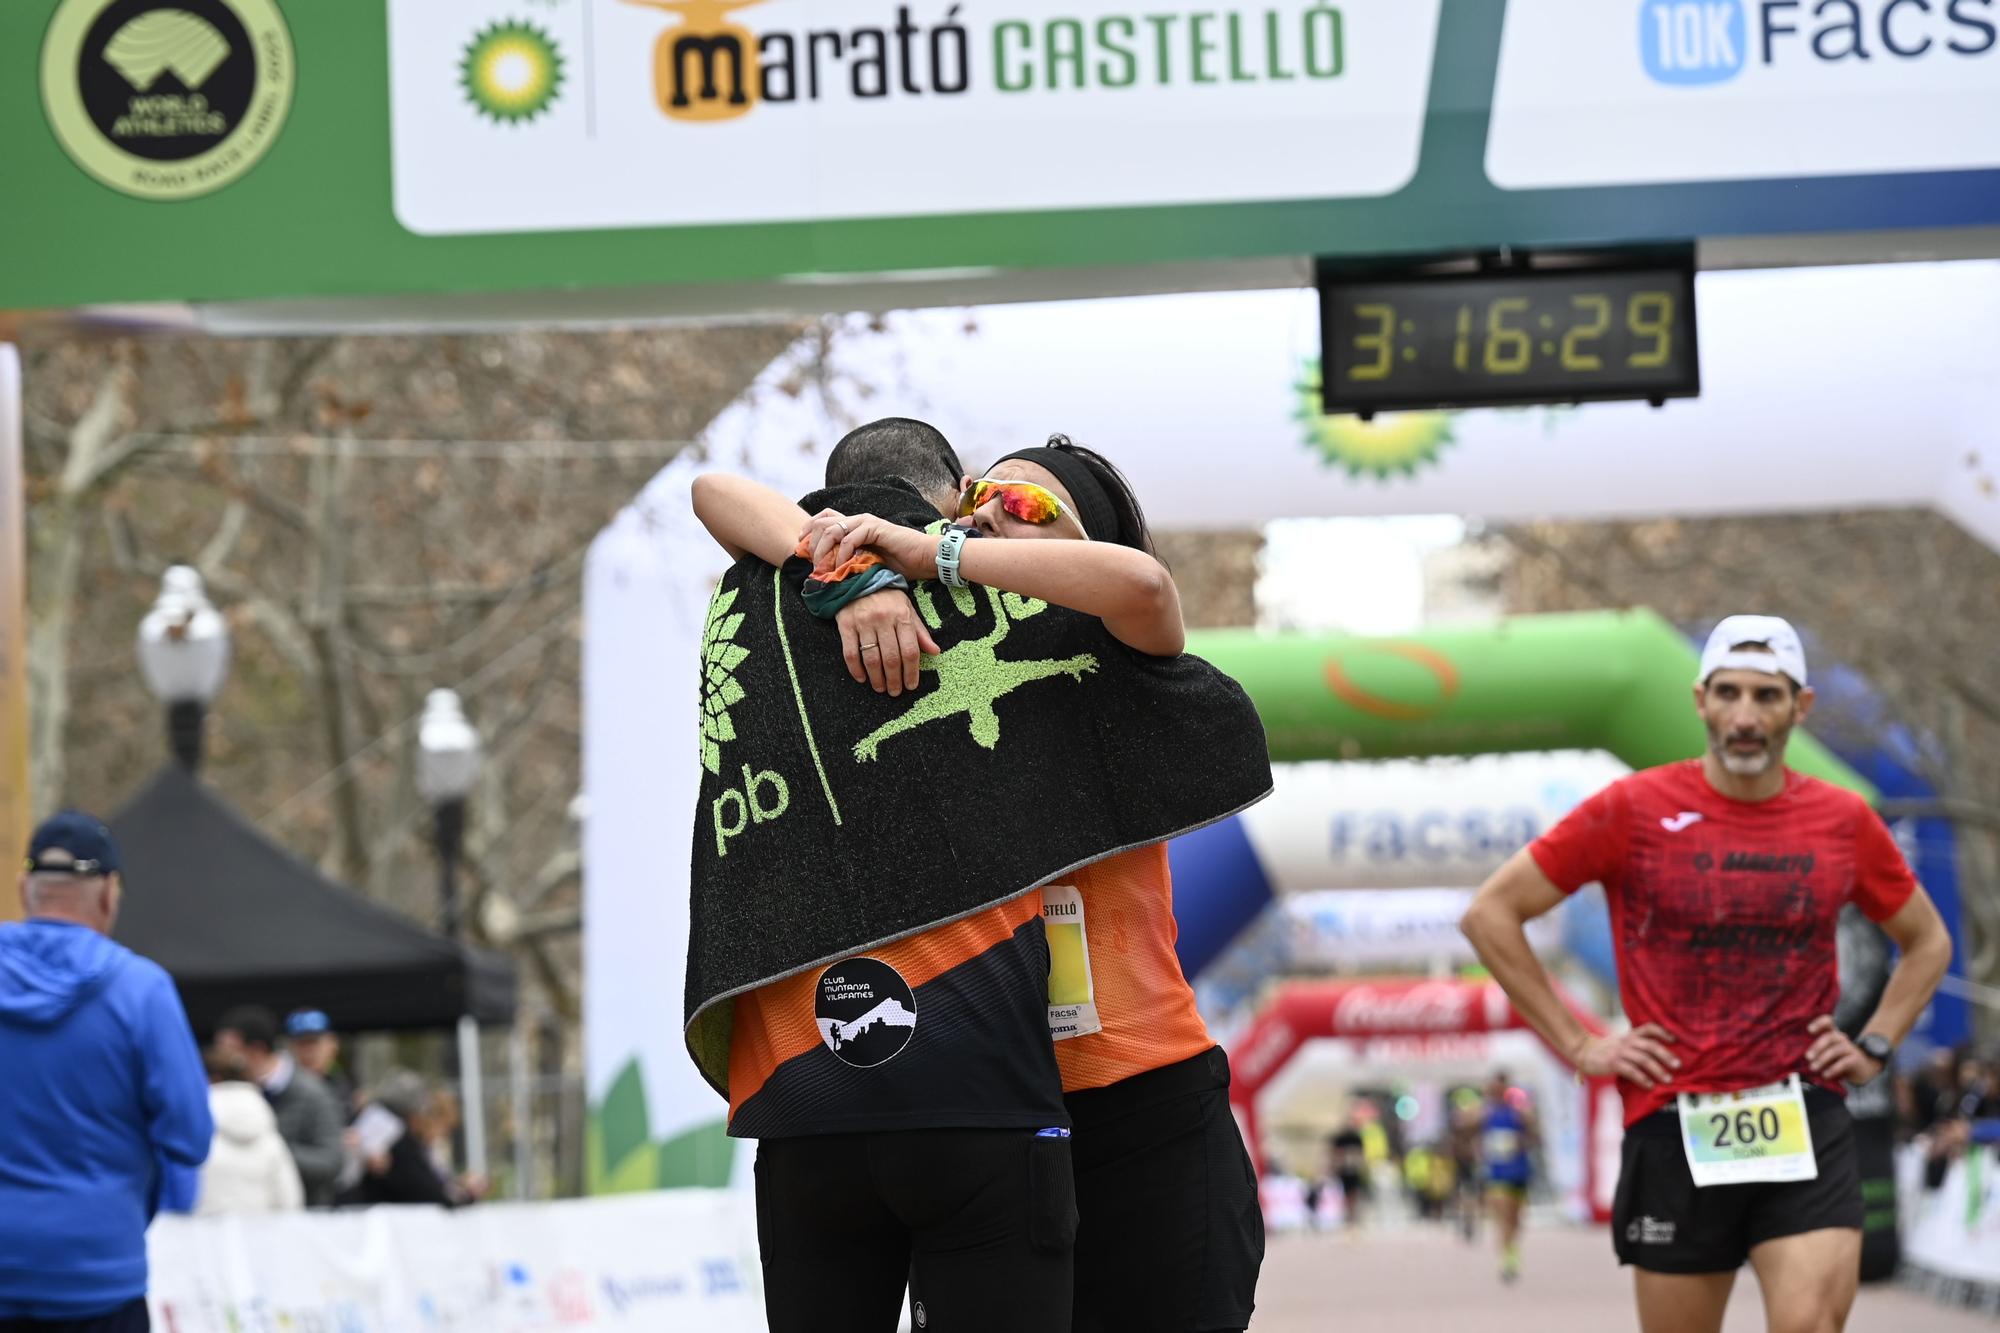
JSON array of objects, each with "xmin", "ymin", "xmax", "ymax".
[
  {"xmin": 1954, "ymin": 1053, "xmax": 1997, "ymax": 1118},
  {"xmin": 344, "ymin": 1071, "xmax": 471, "ymax": 1208},
  {"xmin": 284, "ymin": 1009, "xmax": 354, "ymax": 1117},
  {"xmin": 213, "ymin": 1005, "xmax": 345, "ymax": 1208},
  {"xmin": 1906, "ymin": 1047, "xmax": 1963, "ymax": 1135},
  {"xmin": 195, "ymin": 1049, "xmax": 303, "ymax": 1217},
  {"xmin": 417, "ymin": 1089, "xmax": 490, "ymax": 1206},
  {"xmin": 0, "ymin": 812, "xmax": 210, "ymax": 1330}
]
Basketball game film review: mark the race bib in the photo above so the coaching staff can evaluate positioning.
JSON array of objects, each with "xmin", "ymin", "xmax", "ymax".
[
  {"xmin": 1042, "ymin": 885, "xmax": 1101, "ymax": 1042},
  {"xmin": 1677, "ymin": 1076, "xmax": 1818, "ymax": 1188}
]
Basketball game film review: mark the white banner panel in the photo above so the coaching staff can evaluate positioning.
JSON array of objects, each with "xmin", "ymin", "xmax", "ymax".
[
  {"xmin": 1241, "ymin": 753, "xmax": 1629, "ymax": 891},
  {"xmin": 1487, "ymin": 0, "xmax": 2000, "ymax": 189},
  {"xmin": 1900, "ymin": 1144, "xmax": 2000, "ymax": 1285},
  {"xmin": 1282, "ymin": 887, "xmax": 1561, "ymax": 967},
  {"xmin": 388, "ymin": 0, "xmax": 1441, "ymax": 235},
  {"xmin": 148, "ymin": 1194, "xmax": 764, "ymax": 1331}
]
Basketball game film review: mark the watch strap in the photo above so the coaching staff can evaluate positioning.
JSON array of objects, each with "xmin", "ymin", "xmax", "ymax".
[{"xmin": 936, "ymin": 526, "xmax": 970, "ymax": 588}]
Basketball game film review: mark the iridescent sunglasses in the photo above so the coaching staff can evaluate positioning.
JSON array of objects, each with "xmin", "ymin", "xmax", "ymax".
[{"xmin": 955, "ymin": 478, "xmax": 1085, "ymax": 535}]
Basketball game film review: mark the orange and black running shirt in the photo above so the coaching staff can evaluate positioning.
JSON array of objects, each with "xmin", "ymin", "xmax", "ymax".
[
  {"xmin": 1529, "ymin": 760, "xmax": 1918, "ymax": 1126},
  {"xmin": 1042, "ymin": 843, "xmax": 1216, "ymax": 1095},
  {"xmin": 726, "ymin": 891, "xmax": 1068, "ymax": 1139}
]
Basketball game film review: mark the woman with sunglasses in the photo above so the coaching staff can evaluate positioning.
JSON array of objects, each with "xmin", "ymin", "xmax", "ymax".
[
  {"xmin": 783, "ymin": 439, "xmax": 1185, "ymax": 660},
  {"xmin": 792, "ymin": 436, "xmax": 1265, "ymax": 1333}
]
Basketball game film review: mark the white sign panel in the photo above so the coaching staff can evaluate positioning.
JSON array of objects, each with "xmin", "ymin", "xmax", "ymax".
[
  {"xmin": 1283, "ymin": 887, "xmax": 1561, "ymax": 967},
  {"xmin": 388, "ymin": 0, "xmax": 1441, "ymax": 235},
  {"xmin": 1241, "ymin": 753, "xmax": 1630, "ymax": 891},
  {"xmin": 1487, "ymin": 0, "xmax": 2000, "ymax": 189}
]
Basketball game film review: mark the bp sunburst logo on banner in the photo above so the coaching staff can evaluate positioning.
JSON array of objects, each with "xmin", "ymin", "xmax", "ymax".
[
  {"xmin": 1293, "ymin": 360, "xmax": 1457, "ymax": 480},
  {"xmin": 460, "ymin": 19, "xmax": 565, "ymax": 125}
]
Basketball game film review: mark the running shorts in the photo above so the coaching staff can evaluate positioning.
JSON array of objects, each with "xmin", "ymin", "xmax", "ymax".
[
  {"xmin": 755, "ymin": 1127, "xmax": 1076, "ymax": 1333},
  {"xmin": 1612, "ymin": 1085, "xmax": 1863, "ymax": 1274},
  {"xmin": 1066, "ymin": 1047, "xmax": 1264, "ymax": 1333}
]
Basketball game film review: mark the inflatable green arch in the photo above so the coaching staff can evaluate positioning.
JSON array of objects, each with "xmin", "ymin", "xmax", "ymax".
[{"xmin": 1186, "ymin": 607, "xmax": 1870, "ymax": 794}]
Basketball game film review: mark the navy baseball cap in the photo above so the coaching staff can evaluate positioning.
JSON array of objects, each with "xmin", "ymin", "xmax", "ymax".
[
  {"xmin": 285, "ymin": 1009, "xmax": 332, "ymax": 1036},
  {"xmin": 25, "ymin": 810, "xmax": 121, "ymax": 876}
]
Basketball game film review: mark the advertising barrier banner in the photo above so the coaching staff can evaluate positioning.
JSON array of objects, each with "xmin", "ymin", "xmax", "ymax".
[{"xmin": 148, "ymin": 1193, "xmax": 765, "ymax": 1332}]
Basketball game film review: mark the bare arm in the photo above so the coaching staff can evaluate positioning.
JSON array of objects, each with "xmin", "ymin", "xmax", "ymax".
[
  {"xmin": 692, "ymin": 474, "xmax": 938, "ymax": 690},
  {"xmin": 813, "ymin": 515, "xmax": 1186, "ymax": 656},
  {"xmin": 1807, "ymin": 885, "xmax": 1953, "ymax": 1084},
  {"xmin": 1460, "ymin": 849, "xmax": 1681, "ymax": 1088},
  {"xmin": 690, "ymin": 473, "xmax": 809, "ymax": 565}
]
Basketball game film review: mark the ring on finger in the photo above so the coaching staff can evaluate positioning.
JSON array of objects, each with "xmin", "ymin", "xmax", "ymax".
[{"xmin": 860, "ymin": 641, "xmax": 880, "ymax": 652}]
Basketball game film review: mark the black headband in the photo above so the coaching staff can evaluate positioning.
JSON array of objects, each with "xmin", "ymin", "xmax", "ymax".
[{"xmin": 990, "ymin": 446, "xmax": 1117, "ymax": 544}]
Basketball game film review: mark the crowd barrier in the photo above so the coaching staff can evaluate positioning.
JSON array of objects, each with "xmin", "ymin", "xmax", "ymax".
[
  {"xmin": 148, "ymin": 1148, "xmax": 1996, "ymax": 1330},
  {"xmin": 149, "ymin": 1191, "xmax": 765, "ymax": 1332},
  {"xmin": 1898, "ymin": 1143, "xmax": 2000, "ymax": 1293}
]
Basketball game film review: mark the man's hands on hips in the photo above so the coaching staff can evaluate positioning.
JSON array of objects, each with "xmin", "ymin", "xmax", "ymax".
[
  {"xmin": 1572, "ymin": 1024, "xmax": 1681, "ymax": 1089},
  {"xmin": 835, "ymin": 589, "xmax": 939, "ymax": 696},
  {"xmin": 1805, "ymin": 1015, "xmax": 1886, "ymax": 1086}
]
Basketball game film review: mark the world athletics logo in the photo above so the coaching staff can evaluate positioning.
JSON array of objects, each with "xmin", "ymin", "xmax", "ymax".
[{"xmin": 622, "ymin": 1, "xmax": 1354, "ymax": 124}]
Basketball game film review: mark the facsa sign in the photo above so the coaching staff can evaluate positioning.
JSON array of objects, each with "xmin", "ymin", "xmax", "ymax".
[{"xmin": 1487, "ymin": 0, "xmax": 2000, "ymax": 188}]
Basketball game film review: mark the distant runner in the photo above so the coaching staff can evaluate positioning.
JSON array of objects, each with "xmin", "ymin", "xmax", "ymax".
[{"xmin": 1477, "ymin": 1073, "xmax": 1537, "ymax": 1285}]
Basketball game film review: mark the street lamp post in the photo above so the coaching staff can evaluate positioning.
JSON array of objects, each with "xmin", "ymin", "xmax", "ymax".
[
  {"xmin": 417, "ymin": 688, "xmax": 482, "ymax": 941},
  {"xmin": 417, "ymin": 688, "xmax": 486, "ymax": 1181},
  {"xmin": 136, "ymin": 566, "xmax": 230, "ymax": 772}
]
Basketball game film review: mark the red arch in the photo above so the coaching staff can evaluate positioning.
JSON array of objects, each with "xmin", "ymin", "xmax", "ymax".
[{"xmin": 1228, "ymin": 977, "xmax": 1619, "ymax": 1221}]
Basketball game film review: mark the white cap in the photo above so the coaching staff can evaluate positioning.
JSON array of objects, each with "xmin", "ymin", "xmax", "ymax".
[{"xmin": 1697, "ymin": 615, "xmax": 1807, "ymax": 688}]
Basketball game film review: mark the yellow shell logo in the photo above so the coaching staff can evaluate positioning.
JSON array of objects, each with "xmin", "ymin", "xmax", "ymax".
[
  {"xmin": 1294, "ymin": 360, "xmax": 1456, "ymax": 480},
  {"xmin": 627, "ymin": 0, "xmax": 766, "ymax": 123}
]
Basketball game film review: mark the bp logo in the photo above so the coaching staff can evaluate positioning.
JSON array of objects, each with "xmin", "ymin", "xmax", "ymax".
[
  {"xmin": 699, "ymin": 584, "xmax": 750, "ymax": 776},
  {"xmin": 816, "ymin": 957, "xmax": 917, "ymax": 1068},
  {"xmin": 461, "ymin": 19, "xmax": 567, "ymax": 124},
  {"xmin": 1294, "ymin": 360, "xmax": 1457, "ymax": 479},
  {"xmin": 41, "ymin": 0, "xmax": 294, "ymax": 201}
]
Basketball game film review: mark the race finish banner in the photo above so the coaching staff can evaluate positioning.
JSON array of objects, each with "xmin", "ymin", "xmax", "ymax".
[{"xmin": 2, "ymin": 0, "xmax": 1996, "ymax": 315}]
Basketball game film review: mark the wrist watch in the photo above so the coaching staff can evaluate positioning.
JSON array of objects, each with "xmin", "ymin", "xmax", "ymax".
[
  {"xmin": 1856, "ymin": 1033, "xmax": 1894, "ymax": 1066},
  {"xmin": 936, "ymin": 526, "xmax": 970, "ymax": 589}
]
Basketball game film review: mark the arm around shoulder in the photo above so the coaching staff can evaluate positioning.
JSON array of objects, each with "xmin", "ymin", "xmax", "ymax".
[{"xmin": 691, "ymin": 473, "xmax": 812, "ymax": 567}]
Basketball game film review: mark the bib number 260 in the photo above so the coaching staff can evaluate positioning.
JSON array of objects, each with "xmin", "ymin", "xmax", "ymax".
[
  {"xmin": 1707, "ymin": 1106, "xmax": 1782, "ymax": 1150},
  {"xmin": 1677, "ymin": 1076, "xmax": 1818, "ymax": 1187}
]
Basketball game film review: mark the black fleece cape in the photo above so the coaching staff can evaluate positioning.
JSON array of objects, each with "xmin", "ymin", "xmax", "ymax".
[{"xmin": 684, "ymin": 480, "xmax": 1273, "ymax": 1097}]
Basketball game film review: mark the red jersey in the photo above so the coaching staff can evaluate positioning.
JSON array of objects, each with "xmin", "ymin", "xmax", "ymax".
[{"xmin": 1528, "ymin": 760, "xmax": 1916, "ymax": 1125}]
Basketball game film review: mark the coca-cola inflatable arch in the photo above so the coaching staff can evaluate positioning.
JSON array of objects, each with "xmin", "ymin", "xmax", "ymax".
[{"xmin": 1227, "ymin": 977, "xmax": 1620, "ymax": 1222}]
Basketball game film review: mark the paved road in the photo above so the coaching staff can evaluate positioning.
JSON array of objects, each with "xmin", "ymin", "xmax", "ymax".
[{"xmin": 1249, "ymin": 1225, "xmax": 1998, "ymax": 1333}]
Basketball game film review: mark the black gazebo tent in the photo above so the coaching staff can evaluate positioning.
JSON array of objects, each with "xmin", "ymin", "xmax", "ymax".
[{"xmin": 109, "ymin": 764, "xmax": 516, "ymax": 1034}]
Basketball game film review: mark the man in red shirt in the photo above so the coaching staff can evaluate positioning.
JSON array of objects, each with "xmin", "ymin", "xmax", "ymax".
[{"xmin": 1462, "ymin": 615, "xmax": 1951, "ymax": 1333}]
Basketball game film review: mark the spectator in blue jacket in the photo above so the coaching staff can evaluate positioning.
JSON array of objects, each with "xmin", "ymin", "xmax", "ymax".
[{"xmin": 0, "ymin": 811, "xmax": 211, "ymax": 1332}]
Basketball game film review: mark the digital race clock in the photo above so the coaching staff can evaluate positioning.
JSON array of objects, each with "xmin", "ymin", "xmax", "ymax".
[{"xmin": 1317, "ymin": 251, "xmax": 1700, "ymax": 417}]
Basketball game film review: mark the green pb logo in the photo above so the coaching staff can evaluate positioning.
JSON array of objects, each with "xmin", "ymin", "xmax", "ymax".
[
  {"xmin": 41, "ymin": 0, "xmax": 295, "ymax": 201},
  {"xmin": 712, "ymin": 765, "xmax": 789, "ymax": 857}
]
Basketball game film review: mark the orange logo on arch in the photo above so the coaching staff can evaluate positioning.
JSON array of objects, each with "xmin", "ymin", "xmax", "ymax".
[
  {"xmin": 1322, "ymin": 642, "xmax": 1462, "ymax": 721},
  {"xmin": 625, "ymin": 0, "xmax": 767, "ymax": 123}
]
